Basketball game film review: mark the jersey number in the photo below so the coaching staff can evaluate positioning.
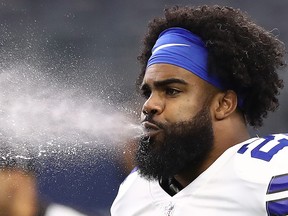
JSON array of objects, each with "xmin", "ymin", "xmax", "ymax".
[{"xmin": 237, "ymin": 135, "xmax": 288, "ymax": 162}]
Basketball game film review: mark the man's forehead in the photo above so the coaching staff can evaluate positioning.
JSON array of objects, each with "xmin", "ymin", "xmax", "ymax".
[{"xmin": 142, "ymin": 63, "xmax": 203, "ymax": 86}]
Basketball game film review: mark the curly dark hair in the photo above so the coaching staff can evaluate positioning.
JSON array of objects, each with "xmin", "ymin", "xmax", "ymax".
[{"xmin": 137, "ymin": 5, "xmax": 286, "ymax": 127}]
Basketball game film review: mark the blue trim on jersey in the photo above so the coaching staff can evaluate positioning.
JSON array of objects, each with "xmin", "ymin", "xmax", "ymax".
[
  {"xmin": 130, "ymin": 166, "xmax": 138, "ymax": 174},
  {"xmin": 267, "ymin": 174, "xmax": 288, "ymax": 194},
  {"xmin": 266, "ymin": 198, "xmax": 288, "ymax": 216}
]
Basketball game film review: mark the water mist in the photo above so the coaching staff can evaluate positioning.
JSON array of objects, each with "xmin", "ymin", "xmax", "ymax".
[{"xmin": 0, "ymin": 63, "xmax": 144, "ymax": 167}]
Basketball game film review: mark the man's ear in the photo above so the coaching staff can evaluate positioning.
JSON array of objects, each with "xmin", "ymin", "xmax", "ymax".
[{"xmin": 212, "ymin": 90, "xmax": 238, "ymax": 120}]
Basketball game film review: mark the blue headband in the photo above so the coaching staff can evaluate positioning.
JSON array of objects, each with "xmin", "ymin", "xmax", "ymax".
[{"xmin": 147, "ymin": 27, "xmax": 224, "ymax": 89}]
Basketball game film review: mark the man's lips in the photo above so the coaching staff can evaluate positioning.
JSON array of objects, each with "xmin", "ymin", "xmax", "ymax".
[{"xmin": 141, "ymin": 121, "xmax": 161, "ymax": 136}]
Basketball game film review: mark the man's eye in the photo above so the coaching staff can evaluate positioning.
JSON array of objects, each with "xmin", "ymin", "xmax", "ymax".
[
  {"xmin": 166, "ymin": 88, "xmax": 180, "ymax": 96},
  {"xmin": 141, "ymin": 90, "xmax": 151, "ymax": 99}
]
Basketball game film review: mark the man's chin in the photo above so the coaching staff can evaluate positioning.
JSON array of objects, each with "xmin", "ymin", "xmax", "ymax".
[
  {"xmin": 136, "ymin": 106, "xmax": 214, "ymax": 182},
  {"xmin": 138, "ymin": 169, "xmax": 160, "ymax": 181}
]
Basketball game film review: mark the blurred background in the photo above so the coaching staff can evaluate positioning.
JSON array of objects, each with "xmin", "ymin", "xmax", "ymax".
[{"xmin": 0, "ymin": 0, "xmax": 287, "ymax": 216}]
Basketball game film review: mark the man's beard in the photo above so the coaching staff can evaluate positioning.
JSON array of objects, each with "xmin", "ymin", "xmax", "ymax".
[{"xmin": 135, "ymin": 106, "xmax": 214, "ymax": 181}]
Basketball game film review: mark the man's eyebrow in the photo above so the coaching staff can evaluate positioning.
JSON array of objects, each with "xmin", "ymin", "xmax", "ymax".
[
  {"xmin": 140, "ymin": 83, "xmax": 149, "ymax": 91},
  {"xmin": 154, "ymin": 78, "xmax": 188, "ymax": 87},
  {"xmin": 140, "ymin": 78, "xmax": 188, "ymax": 91}
]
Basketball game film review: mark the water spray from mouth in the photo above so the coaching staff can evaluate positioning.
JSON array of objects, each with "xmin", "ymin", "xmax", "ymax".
[{"xmin": 0, "ymin": 63, "xmax": 144, "ymax": 164}]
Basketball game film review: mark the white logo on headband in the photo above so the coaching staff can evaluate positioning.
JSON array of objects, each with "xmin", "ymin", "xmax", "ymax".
[{"xmin": 152, "ymin": 43, "xmax": 190, "ymax": 54}]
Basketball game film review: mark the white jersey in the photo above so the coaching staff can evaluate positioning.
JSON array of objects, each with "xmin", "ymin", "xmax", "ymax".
[{"xmin": 111, "ymin": 134, "xmax": 288, "ymax": 216}]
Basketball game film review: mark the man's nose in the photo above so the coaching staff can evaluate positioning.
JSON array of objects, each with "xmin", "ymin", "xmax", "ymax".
[{"xmin": 142, "ymin": 93, "xmax": 164, "ymax": 117}]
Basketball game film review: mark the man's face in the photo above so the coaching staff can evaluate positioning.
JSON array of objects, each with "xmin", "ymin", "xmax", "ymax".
[{"xmin": 136, "ymin": 63, "xmax": 215, "ymax": 180}]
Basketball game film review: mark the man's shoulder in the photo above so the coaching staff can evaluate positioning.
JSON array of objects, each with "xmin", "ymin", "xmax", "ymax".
[
  {"xmin": 111, "ymin": 168, "xmax": 157, "ymax": 215},
  {"xmin": 114, "ymin": 167, "xmax": 152, "ymax": 199},
  {"xmin": 119, "ymin": 167, "xmax": 142, "ymax": 189},
  {"xmin": 232, "ymin": 133, "xmax": 288, "ymax": 180}
]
